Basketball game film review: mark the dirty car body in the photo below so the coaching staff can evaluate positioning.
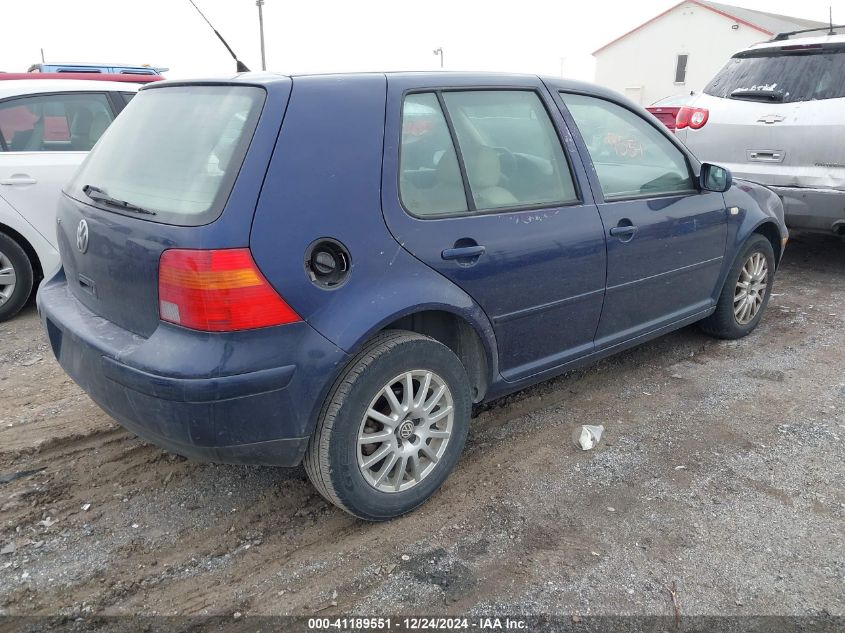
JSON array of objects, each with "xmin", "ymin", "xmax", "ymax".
[
  {"xmin": 677, "ymin": 32, "xmax": 845, "ymax": 235},
  {"xmin": 38, "ymin": 72, "xmax": 787, "ymax": 519}
]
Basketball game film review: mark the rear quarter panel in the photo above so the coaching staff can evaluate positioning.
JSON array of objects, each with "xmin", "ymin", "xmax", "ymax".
[{"xmin": 249, "ymin": 74, "xmax": 500, "ymax": 389}]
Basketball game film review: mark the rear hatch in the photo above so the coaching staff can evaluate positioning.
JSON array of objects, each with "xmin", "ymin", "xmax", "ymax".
[
  {"xmin": 680, "ymin": 41, "xmax": 845, "ymax": 190},
  {"xmin": 56, "ymin": 80, "xmax": 287, "ymax": 338}
]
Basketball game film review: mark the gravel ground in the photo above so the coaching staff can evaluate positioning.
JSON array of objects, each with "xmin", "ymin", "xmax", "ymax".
[{"xmin": 0, "ymin": 232, "xmax": 843, "ymax": 620}]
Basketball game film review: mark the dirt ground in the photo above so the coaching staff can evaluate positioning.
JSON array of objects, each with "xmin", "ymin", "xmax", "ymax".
[{"xmin": 0, "ymin": 232, "xmax": 843, "ymax": 620}]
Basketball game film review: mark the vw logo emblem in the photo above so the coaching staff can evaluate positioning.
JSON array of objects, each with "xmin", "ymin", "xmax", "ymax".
[
  {"xmin": 76, "ymin": 219, "xmax": 89, "ymax": 254},
  {"xmin": 397, "ymin": 420, "xmax": 415, "ymax": 440}
]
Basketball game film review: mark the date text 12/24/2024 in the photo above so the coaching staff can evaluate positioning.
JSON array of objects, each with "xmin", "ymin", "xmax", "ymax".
[{"xmin": 308, "ymin": 617, "xmax": 528, "ymax": 630}]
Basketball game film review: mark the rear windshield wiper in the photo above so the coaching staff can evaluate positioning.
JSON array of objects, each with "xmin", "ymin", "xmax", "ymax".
[
  {"xmin": 82, "ymin": 184, "xmax": 157, "ymax": 216},
  {"xmin": 729, "ymin": 89, "xmax": 785, "ymax": 102}
]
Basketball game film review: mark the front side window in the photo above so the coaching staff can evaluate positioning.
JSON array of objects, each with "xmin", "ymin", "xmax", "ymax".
[
  {"xmin": 560, "ymin": 92, "xmax": 694, "ymax": 200},
  {"xmin": 399, "ymin": 93, "xmax": 468, "ymax": 217},
  {"xmin": 0, "ymin": 93, "xmax": 114, "ymax": 152},
  {"xmin": 442, "ymin": 90, "xmax": 577, "ymax": 211}
]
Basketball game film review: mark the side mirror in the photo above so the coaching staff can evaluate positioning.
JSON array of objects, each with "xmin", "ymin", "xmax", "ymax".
[{"xmin": 700, "ymin": 163, "xmax": 732, "ymax": 193}]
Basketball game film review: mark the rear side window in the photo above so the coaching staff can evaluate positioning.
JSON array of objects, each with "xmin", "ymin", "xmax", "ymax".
[
  {"xmin": 69, "ymin": 85, "xmax": 264, "ymax": 226},
  {"xmin": 399, "ymin": 90, "xmax": 578, "ymax": 217},
  {"xmin": 0, "ymin": 93, "xmax": 114, "ymax": 152},
  {"xmin": 561, "ymin": 93, "xmax": 693, "ymax": 200},
  {"xmin": 442, "ymin": 91, "xmax": 577, "ymax": 211},
  {"xmin": 705, "ymin": 48, "xmax": 845, "ymax": 103}
]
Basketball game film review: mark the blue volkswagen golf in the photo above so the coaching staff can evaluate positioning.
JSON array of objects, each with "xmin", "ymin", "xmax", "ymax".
[{"xmin": 38, "ymin": 73, "xmax": 787, "ymax": 520}]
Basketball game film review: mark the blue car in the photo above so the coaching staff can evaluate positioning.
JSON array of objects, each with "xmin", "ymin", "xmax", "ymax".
[{"xmin": 38, "ymin": 73, "xmax": 787, "ymax": 520}]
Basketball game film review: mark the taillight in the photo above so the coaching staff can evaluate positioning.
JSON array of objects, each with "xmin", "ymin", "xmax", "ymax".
[
  {"xmin": 158, "ymin": 248, "xmax": 300, "ymax": 331},
  {"xmin": 676, "ymin": 106, "xmax": 709, "ymax": 130}
]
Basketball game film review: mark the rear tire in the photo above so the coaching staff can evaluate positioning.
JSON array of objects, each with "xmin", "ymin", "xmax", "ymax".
[
  {"xmin": 0, "ymin": 232, "xmax": 34, "ymax": 323},
  {"xmin": 699, "ymin": 234, "xmax": 775, "ymax": 340},
  {"xmin": 304, "ymin": 330, "xmax": 471, "ymax": 521}
]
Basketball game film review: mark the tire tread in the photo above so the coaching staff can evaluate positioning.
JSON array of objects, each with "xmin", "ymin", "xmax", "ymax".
[
  {"xmin": 0, "ymin": 232, "xmax": 35, "ymax": 322},
  {"xmin": 303, "ymin": 330, "xmax": 432, "ymax": 516},
  {"xmin": 699, "ymin": 234, "xmax": 774, "ymax": 340}
]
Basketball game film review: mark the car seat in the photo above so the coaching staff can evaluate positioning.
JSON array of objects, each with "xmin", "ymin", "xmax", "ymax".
[{"xmin": 466, "ymin": 146, "xmax": 517, "ymax": 208}]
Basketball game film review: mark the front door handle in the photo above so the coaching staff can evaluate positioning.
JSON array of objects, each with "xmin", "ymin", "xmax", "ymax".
[
  {"xmin": 441, "ymin": 245, "xmax": 486, "ymax": 260},
  {"xmin": 0, "ymin": 176, "xmax": 37, "ymax": 186}
]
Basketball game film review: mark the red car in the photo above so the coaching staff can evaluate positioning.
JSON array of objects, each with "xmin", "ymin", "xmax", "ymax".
[
  {"xmin": 646, "ymin": 94, "xmax": 692, "ymax": 133},
  {"xmin": 0, "ymin": 73, "xmax": 162, "ymax": 84}
]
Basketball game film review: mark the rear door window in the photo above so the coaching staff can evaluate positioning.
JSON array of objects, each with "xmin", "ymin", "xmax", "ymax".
[
  {"xmin": 68, "ymin": 85, "xmax": 265, "ymax": 226},
  {"xmin": 0, "ymin": 93, "xmax": 114, "ymax": 152},
  {"xmin": 560, "ymin": 93, "xmax": 694, "ymax": 200},
  {"xmin": 441, "ymin": 90, "xmax": 578, "ymax": 211},
  {"xmin": 398, "ymin": 89, "xmax": 578, "ymax": 217},
  {"xmin": 705, "ymin": 47, "xmax": 845, "ymax": 103}
]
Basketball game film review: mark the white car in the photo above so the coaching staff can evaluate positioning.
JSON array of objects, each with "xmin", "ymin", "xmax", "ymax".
[
  {"xmin": 0, "ymin": 79, "xmax": 138, "ymax": 320},
  {"xmin": 676, "ymin": 28, "xmax": 845, "ymax": 234}
]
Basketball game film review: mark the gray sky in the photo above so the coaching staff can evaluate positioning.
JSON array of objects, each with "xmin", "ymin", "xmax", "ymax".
[{"xmin": 0, "ymin": 0, "xmax": 837, "ymax": 79}]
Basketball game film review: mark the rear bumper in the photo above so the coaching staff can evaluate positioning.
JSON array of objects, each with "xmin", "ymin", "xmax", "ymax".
[
  {"xmin": 767, "ymin": 186, "xmax": 845, "ymax": 233},
  {"xmin": 37, "ymin": 271, "xmax": 348, "ymax": 466}
]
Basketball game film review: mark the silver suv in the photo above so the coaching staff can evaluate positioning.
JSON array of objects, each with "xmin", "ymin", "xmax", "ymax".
[{"xmin": 678, "ymin": 28, "xmax": 845, "ymax": 235}]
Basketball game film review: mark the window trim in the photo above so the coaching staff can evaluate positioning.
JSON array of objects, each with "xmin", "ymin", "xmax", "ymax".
[
  {"xmin": 557, "ymin": 89, "xmax": 700, "ymax": 204},
  {"xmin": 0, "ymin": 91, "xmax": 119, "ymax": 153},
  {"xmin": 397, "ymin": 86, "xmax": 584, "ymax": 221},
  {"xmin": 434, "ymin": 91, "xmax": 475, "ymax": 213}
]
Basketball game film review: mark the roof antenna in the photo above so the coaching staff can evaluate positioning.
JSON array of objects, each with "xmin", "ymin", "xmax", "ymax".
[
  {"xmin": 187, "ymin": 0, "xmax": 250, "ymax": 72},
  {"xmin": 831, "ymin": 6, "xmax": 836, "ymax": 36}
]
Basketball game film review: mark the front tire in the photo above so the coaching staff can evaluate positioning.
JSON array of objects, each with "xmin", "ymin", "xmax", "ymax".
[
  {"xmin": 699, "ymin": 234, "xmax": 775, "ymax": 339},
  {"xmin": 0, "ymin": 232, "xmax": 34, "ymax": 323},
  {"xmin": 304, "ymin": 331, "xmax": 471, "ymax": 521}
]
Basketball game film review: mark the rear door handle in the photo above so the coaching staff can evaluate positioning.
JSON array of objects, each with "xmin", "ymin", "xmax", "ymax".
[
  {"xmin": 441, "ymin": 245, "xmax": 486, "ymax": 260},
  {"xmin": 0, "ymin": 176, "xmax": 37, "ymax": 186},
  {"xmin": 609, "ymin": 225, "xmax": 638, "ymax": 238}
]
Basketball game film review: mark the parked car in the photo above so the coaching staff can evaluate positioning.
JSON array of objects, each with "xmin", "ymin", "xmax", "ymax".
[
  {"xmin": 646, "ymin": 93, "xmax": 693, "ymax": 132},
  {"xmin": 677, "ymin": 29, "xmax": 845, "ymax": 235},
  {"xmin": 38, "ymin": 73, "xmax": 787, "ymax": 520},
  {"xmin": 0, "ymin": 80, "xmax": 138, "ymax": 320},
  {"xmin": 3, "ymin": 73, "xmax": 162, "ymax": 85},
  {"xmin": 28, "ymin": 62, "xmax": 167, "ymax": 76}
]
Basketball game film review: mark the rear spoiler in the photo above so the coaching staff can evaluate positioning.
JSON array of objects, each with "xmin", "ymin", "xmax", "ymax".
[{"xmin": 0, "ymin": 73, "xmax": 164, "ymax": 84}]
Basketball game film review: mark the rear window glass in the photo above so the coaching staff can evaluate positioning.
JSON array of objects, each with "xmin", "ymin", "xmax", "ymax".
[
  {"xmin": 704, "ymin": 48, "xmax": 845, "ymax": 103},
  {"xmin": 68, "ymin": 85, "xmax": 264, "ymax": 226}
]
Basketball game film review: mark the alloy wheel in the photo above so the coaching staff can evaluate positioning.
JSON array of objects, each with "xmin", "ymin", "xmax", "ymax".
[
  {"xmin": 734, "ymin": 252, "xmax": 768, "ymax": 325},
  {"xmin": 357, "ymin": 370, "xmax": 454, "ymax": 493},
  {"xmin": 0, "ymin": 251, "xmax": 17, "ymax": 307}
]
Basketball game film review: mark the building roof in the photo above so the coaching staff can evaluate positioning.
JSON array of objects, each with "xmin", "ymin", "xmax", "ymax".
[{"xmin": 593, "ymin": 0, "xmax": 828, "ymax": 55}]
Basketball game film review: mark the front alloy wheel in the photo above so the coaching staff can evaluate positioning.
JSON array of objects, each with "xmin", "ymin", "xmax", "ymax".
[
  {"xmin": 734, "ymin": 252, "xmax": 768, "ymax": 325},
  {"xmin": 699, "ymin": 233, "xmax": 775, "ymax": 340}
]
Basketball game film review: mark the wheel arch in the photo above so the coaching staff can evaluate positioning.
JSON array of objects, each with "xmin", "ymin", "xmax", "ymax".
[
  {"xmin": 0, "ymin": 221, "xmax": 43, "ymax": 284},
  {"xmin": 750, "ymin": 220, "xmax": 783, "ymax": 268},
  {"xmin": 376, "ymin": 309, "xmax": 492, "ymax": 403}
]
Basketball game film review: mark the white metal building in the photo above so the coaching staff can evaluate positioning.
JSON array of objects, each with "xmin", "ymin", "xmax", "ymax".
[{"xmin": 593, "ymin": 1, "xmax": 827, "ymax": 105}]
